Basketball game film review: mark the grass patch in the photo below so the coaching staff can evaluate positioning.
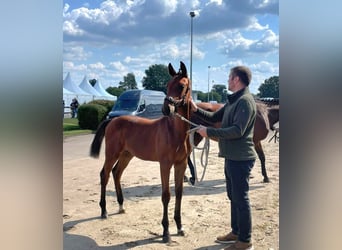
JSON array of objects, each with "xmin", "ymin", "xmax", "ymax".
[
  {"xmin": 63, "ymin": 129, "xmax": 93, "ymax": 137},
  {"xmin": 63, "ymin": 118, "xmax": 93, "ymax": 137}
]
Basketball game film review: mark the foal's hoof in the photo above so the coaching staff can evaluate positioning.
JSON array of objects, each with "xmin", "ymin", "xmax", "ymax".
[
  {"xmin": 162, "ymin": 233, "xmax": 171, "ymax": 243},
  {"xmin": 101, "ymin": 212, "xmax": 108, "ymax": 219},
  {"xmin": 263, "ymin": 177, "xmax": 270, "ymax": 183},
  {"xmin": 118, "ymin": 205, "xmax": 125, "ymax": 213},
  {"xmin": 177, "ymin": 229, "xmax": 185, "ymax": 236}
]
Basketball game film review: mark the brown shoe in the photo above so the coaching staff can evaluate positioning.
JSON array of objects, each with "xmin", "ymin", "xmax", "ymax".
[
  {"xmin": 223, "ymin": 241, "xmax": 254, "ymax": 250},
  {"xmin": 215, "ymin": 232, "xmax": 238, "ymax": 243}
]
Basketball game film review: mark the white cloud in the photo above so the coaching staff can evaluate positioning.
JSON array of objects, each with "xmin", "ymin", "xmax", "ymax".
[
  {"xmin": 252, "ymin": 0, "xmax": 274, "ymax": 9},
  {"xmin": 221, "ymin": 32, "xmax": 254, "ymax": 56},
  {"xmin": 63, "ymin": 46, "xmax": 91, "ymax": 61},
  {"xmin": 250, "ymin": 61, "xmax": 278, "ymax": 74},
  {"xmin": 123, "ymin": 56, "xmax": 148, "ymax": 65},
  {"xmin": 63, "ymin": 1, "xmax": 278, "ymax": 92},
  {"xmin": 250, "ymin": 29, "xmax": 278, "ymax": 53},
  {"xmin": 63, "ymin": 3, "xmax": 70, "ymax": 14},
  {"xmin": 63, "ymin": 1, "xmax": 277, "ymax": 46},
  {"xmin": 246, "ymin": 17, "xmax": 269, "ymax": 31},
  {"xmin": 63, "ymin": 20, "xmax": 84, "ymax": 36},
  {"xmin": 206, "ymin": 0, "xmax": 223, "ymax": 6},
  {"xmin": 163, "ymin": 0, "xmax": 178, "ymax": 16},
  {"xmin": 220, "ymin": 29, "xmax": 278, "ymax": 57},
  {"xmin": 109, "ymin": 61, "xmax": 126, "ymax": 71},
  {"xmin": 63, "ymin": 62, "xmax": 87, "ymax": 78},
  {"xmin": 88, "ymin": 62, "xmax": 106, "ymax": 70}
]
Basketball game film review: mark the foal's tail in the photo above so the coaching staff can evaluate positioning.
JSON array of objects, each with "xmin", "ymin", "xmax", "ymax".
[{"xmin": 90, "ymin": 119, "xmax": 112, "ymax": 158}]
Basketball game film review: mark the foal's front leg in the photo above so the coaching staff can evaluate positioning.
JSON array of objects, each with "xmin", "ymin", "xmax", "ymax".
[
  {"xmin": 160, "ymin": 163, "xmax": 172, "ymax": 243},
  {"xmin": 174, "ymin": 161, "xmax": 187, "ymax": 236}
]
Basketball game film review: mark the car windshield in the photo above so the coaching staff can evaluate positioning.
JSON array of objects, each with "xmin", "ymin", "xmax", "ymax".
[{"xmin": 113, "ymin": 98, "xmax": 139, "ymax": 112}]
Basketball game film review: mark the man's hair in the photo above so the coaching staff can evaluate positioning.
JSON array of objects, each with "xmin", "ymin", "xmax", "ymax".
[{"xmin": 231, "ymin": 66, "xmax": 252, "ymax": 86}]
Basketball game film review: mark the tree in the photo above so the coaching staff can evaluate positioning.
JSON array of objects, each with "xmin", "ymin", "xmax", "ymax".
[
  {"xmin": 118, "ymin": 73, "xmax": 137, "ymax": 90},
  {"xmin": 142, "ymin": 64, "xmax": 171, "ymax": 93},
  {"xmin": 196, "ymin": 91, "xmax": 207, "ymax": 102},
  {"xmin": 89, "ymin": 79, "xmax": 97, "ymax": 87},
  {"xmin": 210, "ymin": 92, "xmax": 222, "ymax": 103},
  {"xmin": 106, "ymin": 86, "xmax": 125, "ymax": 97},
  {"xmin": 212, "ymin": 84, "xmax": 227, "ymax": 103},
  {"xmin": 257, "ymin": 76, "xmax": 279, "ymax": 98}
]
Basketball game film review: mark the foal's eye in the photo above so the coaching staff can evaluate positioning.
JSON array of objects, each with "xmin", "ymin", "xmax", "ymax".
[{"xmin": 179, "ymin": 84, "xmax": 185, "ymax": 91}]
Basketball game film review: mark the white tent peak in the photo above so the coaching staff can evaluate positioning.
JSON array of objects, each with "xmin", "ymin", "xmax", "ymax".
[
  {"xmin": 94, "ymin": 80, "xmax": 115, "ymax": 98},
  {"xmin": 79, "ymin": 75, "xmax": 102, "ymax": 96},
  {"xmin": 63, "ymin": 72, "xmax": 89, "ymax": 95}
]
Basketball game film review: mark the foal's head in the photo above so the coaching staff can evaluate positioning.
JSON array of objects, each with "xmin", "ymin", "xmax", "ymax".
[{"xmin": 162, "ymin": 61, "xmax": 191, "ymax": 116}]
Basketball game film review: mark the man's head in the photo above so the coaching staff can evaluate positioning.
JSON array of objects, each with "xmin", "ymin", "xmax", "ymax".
[{"xmin": 228, "ymin": 66, "xmax": 252, "ymax": 92}]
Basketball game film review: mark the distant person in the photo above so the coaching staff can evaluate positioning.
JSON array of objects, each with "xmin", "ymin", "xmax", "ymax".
[{"xmin": 70, "ymin": 98, "xmax": 79, "ymax": 118}]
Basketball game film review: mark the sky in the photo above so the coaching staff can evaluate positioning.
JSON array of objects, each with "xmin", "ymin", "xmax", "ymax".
[{"xmin": 63, "ymin": 0, "xmax": 278, "ymax": 94}]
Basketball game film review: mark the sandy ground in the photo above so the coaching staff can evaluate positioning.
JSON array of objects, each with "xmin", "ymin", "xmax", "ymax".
[{"xmin": 63, "ymin": 133, "xmax": 279, "ymax": 250}]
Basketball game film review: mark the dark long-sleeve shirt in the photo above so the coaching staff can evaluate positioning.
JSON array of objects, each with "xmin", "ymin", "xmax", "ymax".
[{"xmin": 195, "ymin": 87, "xmax": 257, "ymax": 161}]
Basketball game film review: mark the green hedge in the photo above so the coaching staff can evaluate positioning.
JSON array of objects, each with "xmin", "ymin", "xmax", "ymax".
[
  {"xmin": 88, "ymin": 99, "xmax": 115, "ymax": 114},
  {"xmin": 78, "ymin": 104, "xmax": 107, "ymax": 130}
]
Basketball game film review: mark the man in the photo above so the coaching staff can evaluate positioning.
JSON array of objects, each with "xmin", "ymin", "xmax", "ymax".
[
  {"xmin": 190, "ymin": 66, "xmax": 256, "ymax": 250},
  {"xmin": 70, "ymin": 98, "xmax": 79, "ymax": 118}
]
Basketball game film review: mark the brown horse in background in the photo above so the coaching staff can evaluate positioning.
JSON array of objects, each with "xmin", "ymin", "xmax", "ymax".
[
  {"xmin": 90, "ymin": 61, "xmax": 192, "ymax": 243},
  {"xmin": 189, "ymin": 99, "xmax": 279, "ymax": 183}
]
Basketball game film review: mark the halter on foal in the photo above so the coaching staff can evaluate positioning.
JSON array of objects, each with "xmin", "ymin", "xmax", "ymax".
[{"xmin": 90, "ymin": 61, "xmax": 192, "ymax": 243}]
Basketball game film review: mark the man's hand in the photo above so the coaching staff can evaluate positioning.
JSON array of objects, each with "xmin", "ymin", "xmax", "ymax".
[{"xmin": 196, "ymin": 125, "xmax": 208, "ymax": 137}]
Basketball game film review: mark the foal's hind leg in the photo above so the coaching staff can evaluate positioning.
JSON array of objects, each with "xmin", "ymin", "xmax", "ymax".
[
  {"xmin": 254, "ymin": 141, "xmax": 270, "ymax": 183},
  {"xmin": 111, "ymin": 151, "xmax": 134, "ymax": 213},
  {"xmin": 100, "ymin": 156, "xmax": 118, "ymax": 218}
]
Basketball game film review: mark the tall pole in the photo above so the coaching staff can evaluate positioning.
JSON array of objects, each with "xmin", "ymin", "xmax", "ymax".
[
  {"xmin": 189, "ymin": 11, "xmax": 195, "ymax": 86},
  {"xmin": 212, "ymin": 80, "xmax": 214, "ymax": 101},
  {"xmin": 207, "ymin": 65, "xmax": 211, "ymax": 102}
]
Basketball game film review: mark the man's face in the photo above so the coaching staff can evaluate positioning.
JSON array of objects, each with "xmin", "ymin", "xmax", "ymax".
[{"xmin": 228, "ymin": 73, "xmax": 236, "ymax": 91}]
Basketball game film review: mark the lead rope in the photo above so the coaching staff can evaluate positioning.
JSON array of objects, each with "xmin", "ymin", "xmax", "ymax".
[{"xmin": 174, "ymin": 113, "xmax": 210, "ymax": 184}]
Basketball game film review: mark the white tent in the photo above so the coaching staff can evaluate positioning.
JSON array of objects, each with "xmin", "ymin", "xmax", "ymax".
[
  {"xmin": 63, "ymin": 87, "xmax": 74, "ymax": 95},
  {"xmin": 78, "ymin": 75, "xmax": 103, "ymax": 100},
  {"xmin": 63, "ymin": 87, "xmax": 75, "ymax": 105},
  {"xmin": 93, "ymin": 80, "xmax": 117, "ymax": 101},
  {"xmin": 63, "ymin": 72, "xmax": 92, "ymax": 104}
]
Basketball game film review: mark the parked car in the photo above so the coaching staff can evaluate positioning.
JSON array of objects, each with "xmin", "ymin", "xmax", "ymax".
[{"xmin": 107, "ymin": 89, "xmax": 166, "ymax": 119}]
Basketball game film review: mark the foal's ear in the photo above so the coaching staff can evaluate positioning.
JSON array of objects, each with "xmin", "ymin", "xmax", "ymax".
[
  {"xmin": 180, "ymin": 61, "xmax": 188, "ymax": 77},
  {"xmin": 168, "ymin": 63, "xmax": 177, "ymax": 76}
]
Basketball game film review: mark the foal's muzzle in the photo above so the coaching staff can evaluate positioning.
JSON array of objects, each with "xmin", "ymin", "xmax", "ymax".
[{"xmin": 163, "ymin": 96, "xmax": 185, "ymax": 116}]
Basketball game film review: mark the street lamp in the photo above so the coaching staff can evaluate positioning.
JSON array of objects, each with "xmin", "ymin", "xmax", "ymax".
[
  {"xmin": 207, "ymin": 66, "xmax": 211, "ymax": 102},
  {"xmin": 212, "ymin": 80, "xmax": 214, "ymax": 101},
  {"xmin": 189, "ymin": 11, "xmax": 195, "ymax": 84}
]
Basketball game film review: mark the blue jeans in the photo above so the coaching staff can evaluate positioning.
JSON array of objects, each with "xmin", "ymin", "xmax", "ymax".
[{"xmin": 224, "ymin": 158, "xmax": 255, "ymax": 243}]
